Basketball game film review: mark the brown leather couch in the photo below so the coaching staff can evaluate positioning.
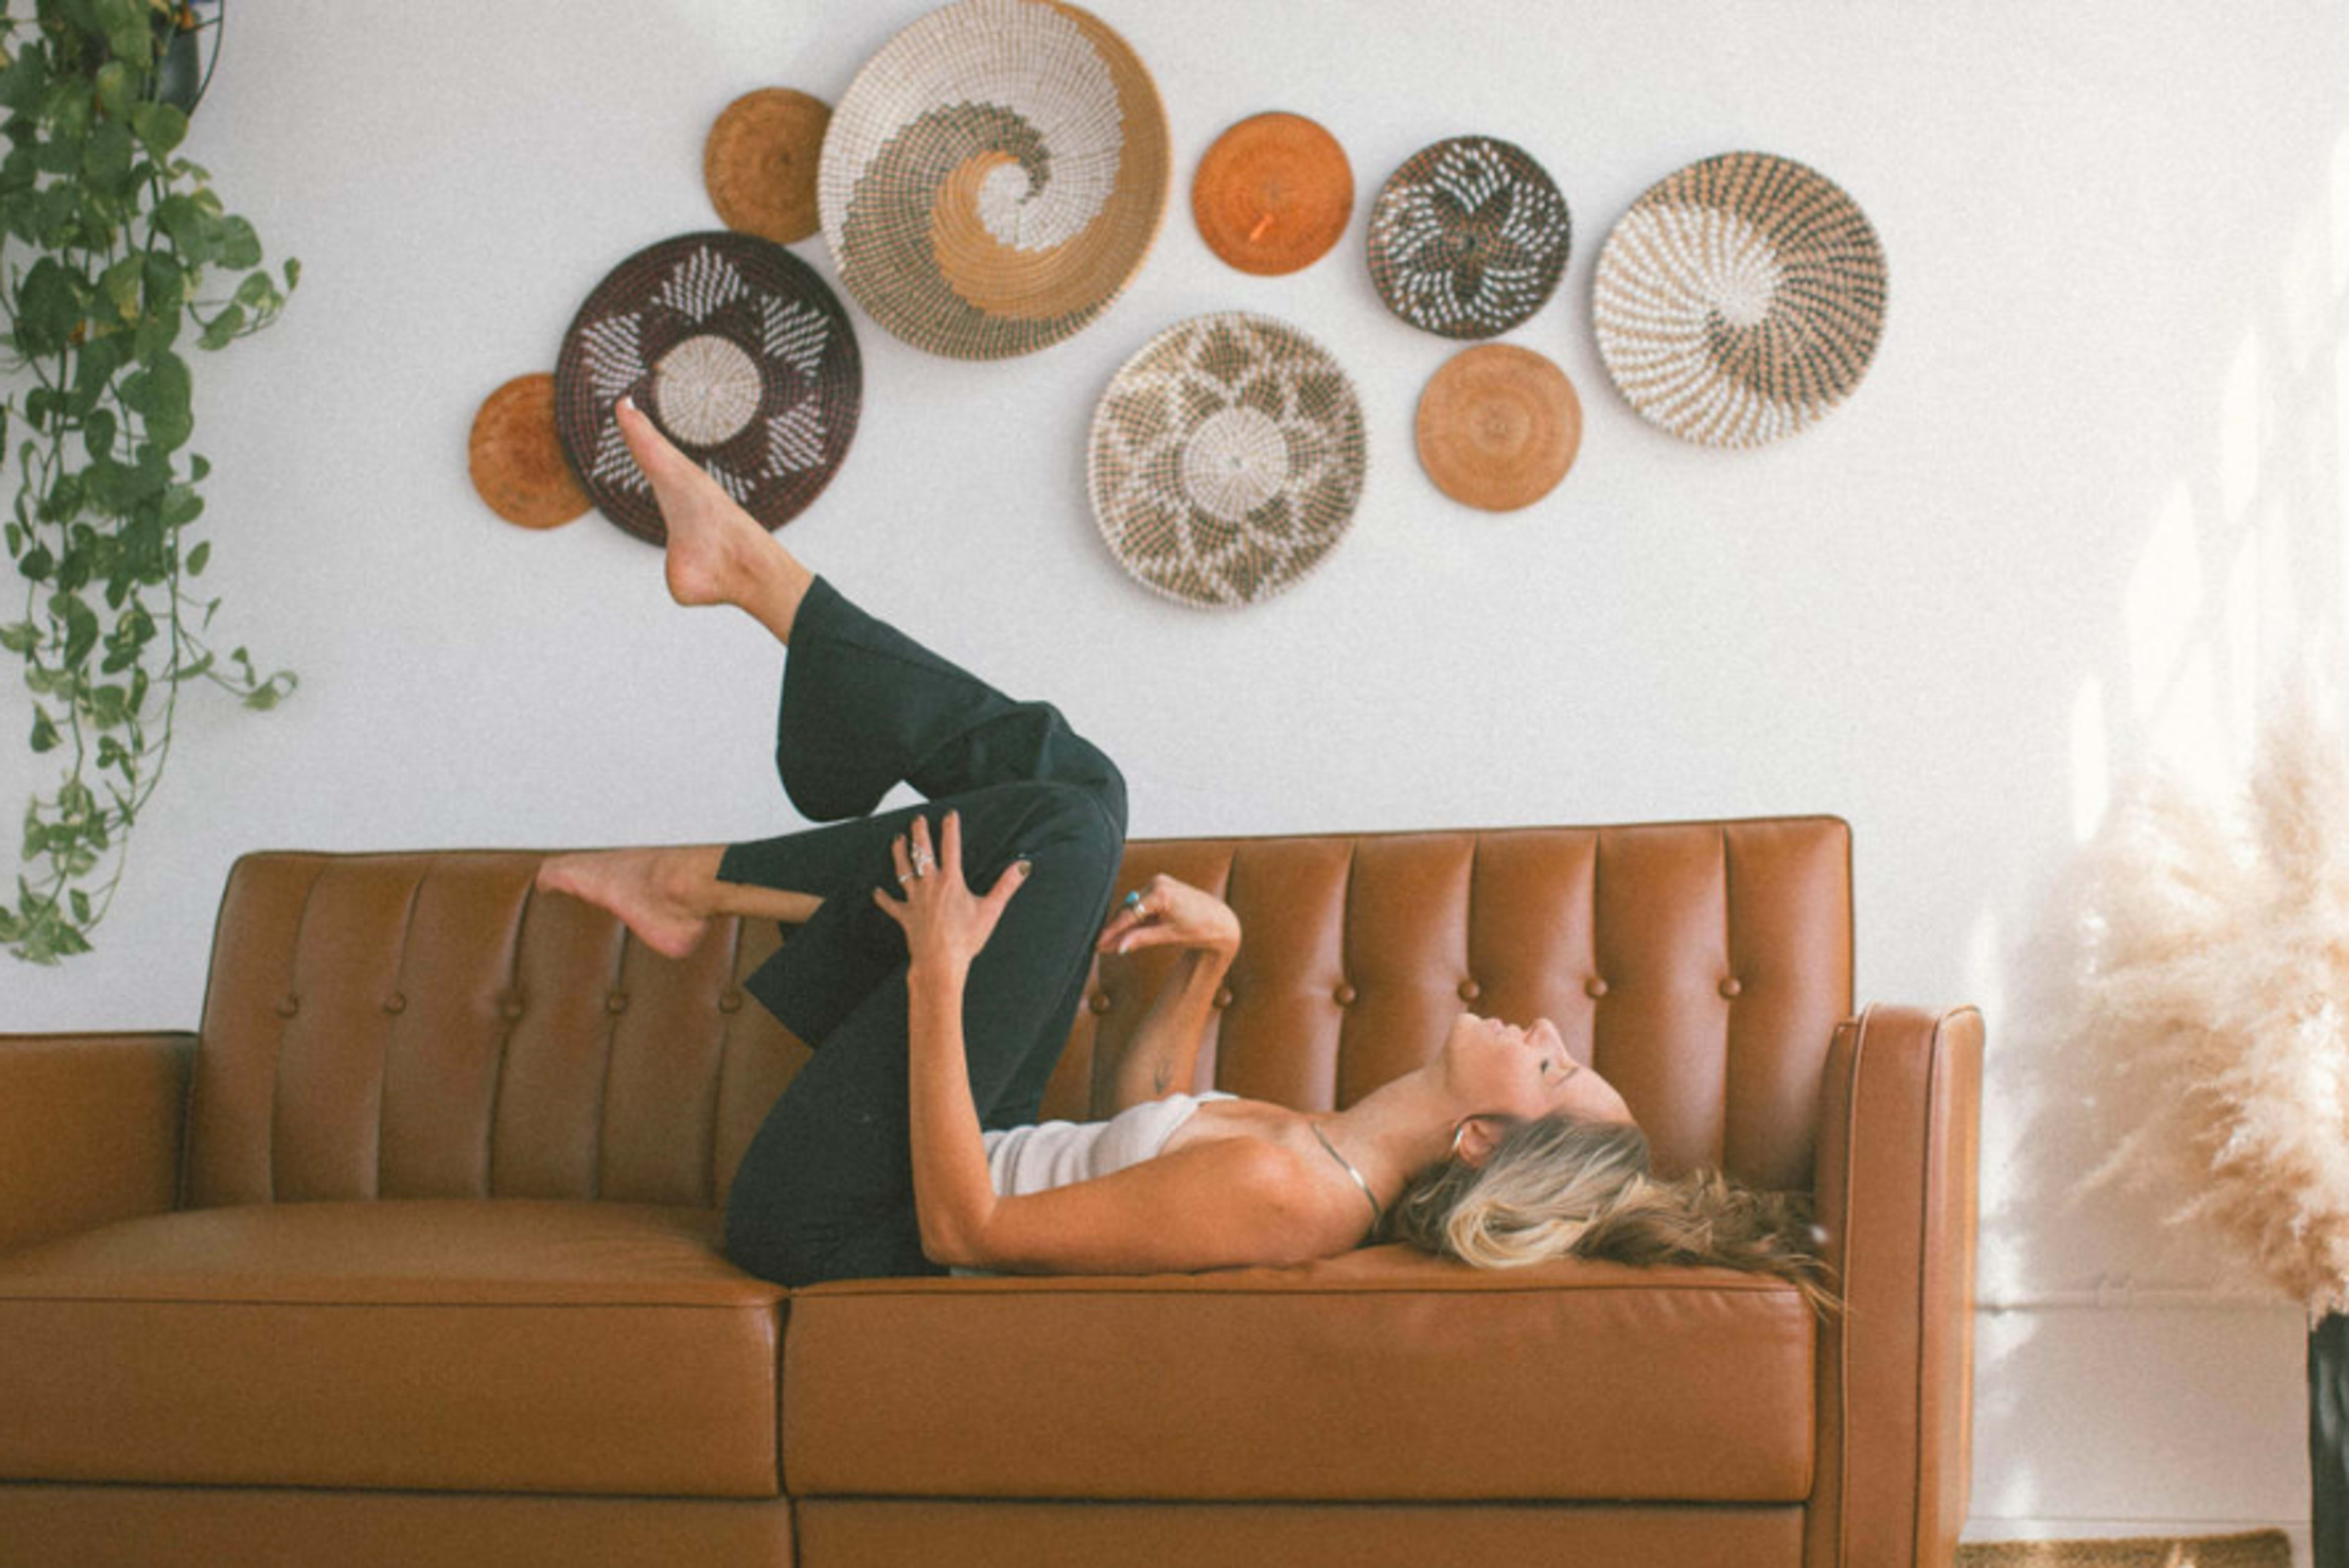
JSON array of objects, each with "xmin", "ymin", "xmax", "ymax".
[{"xmin": 0, "ymin": 816, "xmax": 1980, "ymax": 1567}]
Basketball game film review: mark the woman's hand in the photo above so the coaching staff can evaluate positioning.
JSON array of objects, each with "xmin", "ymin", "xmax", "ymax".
[
  {"xmin": 871, "ymin": 810, "xmax": 1030, "ymax": 978},
  {"xmin": 1095, "ymin": 872, "xmax": 1240, "ymax": 958}
]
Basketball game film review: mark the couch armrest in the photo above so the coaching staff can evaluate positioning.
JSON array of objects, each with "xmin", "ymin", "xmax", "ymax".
[
  {"xmin": 1805, "ymin": 1003, "xmax": 1984, "ymax": 1568},
  {"xmin": 0, "ymin": 1032, "xmax": 196, "ymax": 1256}
]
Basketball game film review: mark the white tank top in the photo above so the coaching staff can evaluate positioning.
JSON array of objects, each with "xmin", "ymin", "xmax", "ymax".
[{"xmin": 979, "ymin": 1091, "xmax": 1239, "ymax": 1197}]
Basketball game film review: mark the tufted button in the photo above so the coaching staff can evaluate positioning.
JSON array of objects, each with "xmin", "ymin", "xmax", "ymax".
[
  {"xmin": 1333, "ymin": 983, "xmax": 1357, "ymax": 1006},
  {"xmin": 500, "ymin": 995, "xmax": 525, "ymax": 1021},
  {"xmin": 1214, "ymin": 987, "xmax": 1234, "ymax": 1009},
  {"xmin": 383, "ymin": 993, "xmax": 407, "ymax": 1016},
  {"xmin": 1457, "ymin": 979, "xmax": 1481, "ymax": 1002},
  {"xmin": 606, "ymin": 992, "xmax": 630, "ymax": 1015},
  {"xmin": 275, "ymin": 995, "xmax": 300, "ymax": 1018},
  {"xmin": 1585, "ymin": 977, "xmax": 1608, "ymax": 999},
  {"xmin": 1719, "ymin": 977, "xmax": 1743, "ymax": 999},
  {"xmin": 718, "ymin": 991, "xmax": 744, "ymax": 1015},
  {"xmin": 1088, "ymin": 993, "xmax": 1112, "ymax": 1015}
]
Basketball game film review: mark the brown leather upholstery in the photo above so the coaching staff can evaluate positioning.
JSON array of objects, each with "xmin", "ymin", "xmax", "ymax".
[
  {"xmin": 785, "ymin": 1249, "xmax": 1814, "ymax": 1501},
  {"xmin": 0, "ymin": 1201, "xmax": 782, "ymax": 1495},
  {"xmin": 0, "ymin": 818, "xmax": 1978, "ymax": 1568},
  {"xmin": 0, "ymin": 1032, "xmax": 193, "ymax": 1254}
]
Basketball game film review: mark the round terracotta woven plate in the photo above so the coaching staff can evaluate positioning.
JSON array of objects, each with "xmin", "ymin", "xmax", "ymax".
[
  {"xmin": 819, "ymin": 0, "xmax": 1171, "ymax": 360},
  {"xmin": 553, "ymin": 231, "xmax": 861, "ymax": 544},
  {"xmin": 469, "ymin": 373, "xmax": 591, "ymax": 528},
  {"xmin": 1192, "ymin": 111, "xmax": 1353, "ymax": 275},
  {"xmin": 1415, "ymin": 344, "xmax": 1582, "ymax": 511},
  {"xmin": 1088, "ymin": 311, "xmax": 1367, "ymax": 608},
  {"xmin": 1367, "ymin": 135, "xmax": 1571, "ymax": 339},
  {"xmin": 704, "ymin": 87, "xmax": 830, "ymax": 246},
  {"xmin": 1592, "ymin": 150, "xmax": 1887, "ymax": 448}
]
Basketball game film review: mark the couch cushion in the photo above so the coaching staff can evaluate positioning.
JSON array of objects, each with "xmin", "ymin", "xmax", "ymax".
[
  {"xmin": 0, "ymin": 1201, "xmax": 782, "ymax": 1497},
  {"xmin": 783, "ymin": 1245, "xmax": 1813, "ymax": 1502}
]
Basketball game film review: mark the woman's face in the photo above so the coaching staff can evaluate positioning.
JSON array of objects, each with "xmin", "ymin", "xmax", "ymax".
[{"xmin": 1439, "ymin": 1012, "xmax": 1634, "ymax": 1127}]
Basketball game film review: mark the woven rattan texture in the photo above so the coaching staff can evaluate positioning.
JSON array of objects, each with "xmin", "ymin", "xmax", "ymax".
[
  {"xmin": 1367, "ymin": 135, "xmax": 1572, "ymax": 339},
  {"xmin": 1593, "ymin": 150, "xmax": 1887, "ymax": 448},
  {"xmin": 703, "ymin": 87, "xmax": 830, "ymax": 246},
  {"xmin": 553, "ymin": 231, "xmax": 861, "ymax": 544},
  {"xmin": 818, "ymin": 0, "xmax": 1170, "ymax": 360},
  {"xmin": 1192, "ymin": 111, "xmax": 1354, "ymax": 276},
  {"xmin": 1088, "ymin": 311, "xmax": 1367, "ymax": 608},
  {"xmin": 1414, "ymin": 342, "xmax": 1583, "ymax": 512},
  {"xmin": 469, "ymin": 374, "xmax": 590, "ymax": 529}
]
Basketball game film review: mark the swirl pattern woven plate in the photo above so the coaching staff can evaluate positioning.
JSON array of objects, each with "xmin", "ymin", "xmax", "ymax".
[
  {"xmin": 1089, "ymin": 312, "xmax": 1367, "ymax": 608},
  {"xmin": 1592, "ymin": 151, "xmax": 1887, "ymax": 448},
  {"xmin": 554, "ymin": 231, "xmax": 861, "ymax": 543},
  {"xmin": 1367, "ymin": 135, "xmax": 1571, "ymax": 339},
  {"xmin": 819, "ymin": 0, "xmax": 1171, "ymax": 360}
]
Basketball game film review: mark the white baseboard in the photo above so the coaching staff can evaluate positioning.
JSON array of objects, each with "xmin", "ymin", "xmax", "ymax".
[{"xmin": 1964, "ymin": 1518, "xmax": 2310, "ymax": 1567}]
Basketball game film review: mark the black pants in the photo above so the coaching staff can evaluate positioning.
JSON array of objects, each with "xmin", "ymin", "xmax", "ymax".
[{"xmin": 717, "ymin": 576, "xmax": 1129, "ymax": 1286}]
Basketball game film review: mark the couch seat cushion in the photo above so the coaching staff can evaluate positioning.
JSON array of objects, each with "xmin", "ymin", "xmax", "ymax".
[
  {"xmin": 784, "ymin": 1245, "xmax": 1814, "ymax": 1503},
  {"xmin": 0, "ymin": 1200, "xmax": 782, "ymax": 1497}
]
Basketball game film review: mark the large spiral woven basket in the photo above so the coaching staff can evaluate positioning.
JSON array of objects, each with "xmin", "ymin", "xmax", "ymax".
[
  {"xmin": 1088, "ymin": 312, "xmax": 1367, "ymax": 608},
  {"xmin": 819, "ymin": 0, "xmax": 1171, "ymax": 360},
  {"xmin": 1592, "ymin": 151, "xmax": 1887, "ymax": 448}
]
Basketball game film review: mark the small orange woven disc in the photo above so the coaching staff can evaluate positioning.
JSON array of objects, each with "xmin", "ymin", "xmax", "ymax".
[
  {"xmin": 704, "ymin": 87, "xmax": 830, "ymax": 245},
  {"xmin": 1415, "ymin": 344, "xmax": 1584, "ymax": 512},
  {"xmin": 469, "ymin": 374, "xmax": 590, "ymax": 529},
  {"xmin": 1192, "ymin": 111, "xmax": 1353, "ymax": 276}
]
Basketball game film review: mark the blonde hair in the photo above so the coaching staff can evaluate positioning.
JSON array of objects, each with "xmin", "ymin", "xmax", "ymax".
[{"xmin": 1382, "ymin": 1113, "xmax": 1838, "ymax": 1315}]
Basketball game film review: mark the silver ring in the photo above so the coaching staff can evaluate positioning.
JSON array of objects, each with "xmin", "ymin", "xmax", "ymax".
[{"xmin": 1121, "ymin": 890, "xmax": 1143, "ymax": 911}]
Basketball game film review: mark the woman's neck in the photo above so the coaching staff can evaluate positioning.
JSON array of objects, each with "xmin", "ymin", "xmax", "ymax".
[{"xmin": 1312, "ymin": 1067, "xmax": 1471, "ymax": 1211}]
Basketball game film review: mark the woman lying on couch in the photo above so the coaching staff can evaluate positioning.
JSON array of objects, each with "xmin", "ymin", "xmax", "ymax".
[{"xmin": 540, "ymin": 398, "xmax": 1830, "ymax": 1309}]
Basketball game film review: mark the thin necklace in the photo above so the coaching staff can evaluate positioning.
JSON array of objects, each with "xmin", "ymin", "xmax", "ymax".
[{"xmin": 1310, "ymin": 1120, "xmax": 1383, "ymax": 1233}]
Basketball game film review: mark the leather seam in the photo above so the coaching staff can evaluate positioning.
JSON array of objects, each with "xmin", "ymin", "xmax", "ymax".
[
  {"xmin": 1912, "ymin": 1011, "xmax": 1949, "ymax": 1564},
  {"xmin": 1835, "ymin": 1005, "xmax": 1869, "ymax": 1568}
]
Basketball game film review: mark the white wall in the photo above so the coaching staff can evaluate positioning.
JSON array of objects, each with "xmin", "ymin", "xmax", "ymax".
[{"xmin": 6, "ymin": 0, "xmax": 2343, "ymax": 1550}]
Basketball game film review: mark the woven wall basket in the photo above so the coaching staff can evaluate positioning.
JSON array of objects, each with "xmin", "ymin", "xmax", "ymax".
[
  {"xmin": 819, "ymin": 0, "xmax": 1171, "ymax": 360},
  {"xmin": 1592, "ymin": 150, "xmax": 1887, "ymax": 448},
  {"xmin": 469, "ymin": 373, "xmax": 591, "ymax": 529},
  {"xmin": 552, "ymin": 231, "xmax": 862, "ymax": 544},
  {"xmin": 1367, "ymin": 135, "xmax": 1572, "ymax": 339},
  {"xmin": 703, "ymin": 87, "xmax": 830, "ymax": 246},
  {"xmin": 1088, "ymin": 312, "xmax": 1367, "ymax": 608}
]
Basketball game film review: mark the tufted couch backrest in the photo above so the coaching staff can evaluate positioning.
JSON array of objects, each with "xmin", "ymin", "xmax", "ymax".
[{"xmin": 185, "ymin": 818, "xmax": 1850, "ymax": 1210}]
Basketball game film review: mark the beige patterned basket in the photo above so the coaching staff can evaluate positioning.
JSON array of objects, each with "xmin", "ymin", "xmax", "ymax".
[
  {"xmin": 1592, "ymin": 150, "xmax": 1887, "ymax": 448},
  {"xmin": 1088, "ymin": 312, "xmax": 1367, "ymax": 608},
  {"xmin": 818, "ymin": 0, "xmax": 1170, "ymax": 360}
]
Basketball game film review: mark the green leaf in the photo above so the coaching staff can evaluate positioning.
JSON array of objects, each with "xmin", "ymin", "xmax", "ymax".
[
  {"xmin": 195, "ymin": 301, "xmax": 241, "ymax": 350},
  {"xmin": 14, "ymin": 256, "xmax": 84, "ymax": 356},
  {"xmin": 28, "ymin": 706, "xmax": 58, "ymax": 753},
  {"xmin": 92, "ymin": 61, "xmax": 133, "ymax": 122},
  {"xmin": 127, "ymin": 99, "xmax": 184, "ymax": 157},
  {"xmin": 184, "ymin": 539, "xmax": 207, "ymax": 576},
  {"xmin": 283, "ymin": 257, "xmax": 301, "ymax": 292},
  {"xmin": 100, "ymin": 253, "xmax": 141, "ymax": 320},
  {"xmin": 0, "ymin": 621, "xmax": 37, "ymax": 654},
  {"xmin": 216, "ymin": 215, "xmax": 260, "ymax": 271}
]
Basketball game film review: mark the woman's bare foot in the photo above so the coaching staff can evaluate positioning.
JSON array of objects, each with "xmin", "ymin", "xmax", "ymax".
[
  {"xmin": 614, "ymin": 397, "xmax": 812, "ymax": 638},
  {"xmin": 537, "ymin": 846, "xmax": 714, "ymax": 958}
]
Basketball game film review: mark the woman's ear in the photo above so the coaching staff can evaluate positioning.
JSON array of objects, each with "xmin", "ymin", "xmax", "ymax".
[{"xmin": 1454, "ymin": 1114, "xmax": 1510, "ymax": 1170}]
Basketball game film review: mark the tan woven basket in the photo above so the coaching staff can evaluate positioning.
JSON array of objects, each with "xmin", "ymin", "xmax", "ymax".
[
  {"xmin": 1088, "ymin": 311, "xmax": 1367, "ymax": 608},
  {"xmin": 818, "ymin": 0, "xmax": 1171, "ymax": 360},
  {"xmin": 1592, "ymin": 150, "xmax": 1887, "ymax": 448}
]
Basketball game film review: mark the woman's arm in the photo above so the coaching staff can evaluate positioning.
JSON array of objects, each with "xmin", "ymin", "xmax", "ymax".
[
  {"xmin": 877, "ymin": 816, "xmax": 1356, "ymax": 1274},
  {"xmin": 1093, "ymin": 874, "xmax": 1240, "ymax": 1114}
]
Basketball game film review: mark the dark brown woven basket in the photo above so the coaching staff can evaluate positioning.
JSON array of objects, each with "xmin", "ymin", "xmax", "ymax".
[
  {"xmin": 552, "ymin": 231, "xmax": 861, "ymax": 544},
  {"xmin": 1367, "ymin": 135, "xmax": 1572, "ymax": 339}
]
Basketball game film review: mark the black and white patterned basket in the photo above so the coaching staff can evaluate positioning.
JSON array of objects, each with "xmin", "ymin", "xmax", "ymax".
[
  {"xmin": 553, "ymin": 231, "xmax": 862, "ymax": 542},
  {"xmin": 1367, "ymin": 136, "xmax": 1572, "ymax": 339}
]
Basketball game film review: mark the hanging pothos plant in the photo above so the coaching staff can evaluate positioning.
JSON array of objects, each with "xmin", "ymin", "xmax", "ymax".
[{"xmin": 0, "ymin": 0, "xmax": 295, "ymax": 963}]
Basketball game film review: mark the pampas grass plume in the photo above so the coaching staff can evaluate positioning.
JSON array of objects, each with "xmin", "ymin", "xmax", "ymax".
[{"xmin": 2077, "ymin": 679, "xmax": 2349, "ymax": 1311}]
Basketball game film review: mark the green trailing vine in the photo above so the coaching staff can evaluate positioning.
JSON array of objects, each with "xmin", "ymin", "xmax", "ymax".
[{"xmin": 0, "ymin": 0, "xmax": 295, "ymax": 963}]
